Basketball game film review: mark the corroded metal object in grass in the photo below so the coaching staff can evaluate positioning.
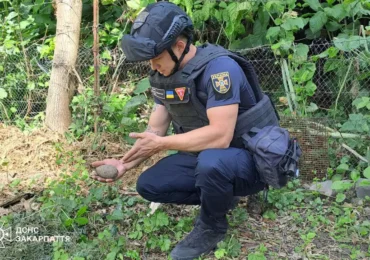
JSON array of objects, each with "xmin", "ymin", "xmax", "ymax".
[{"xmin": 95, "ymin": 165, "xmax": 118, "ymax": 179}]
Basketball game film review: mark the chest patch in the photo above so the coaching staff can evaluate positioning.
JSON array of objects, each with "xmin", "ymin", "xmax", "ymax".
[
  {"xmin": 211, "ymin": 72, "xmax": 231, "ymax": 94},
  {"xmin": 151, "ymin": 87, "xmax": 189, "ymax": 103},
  {"xmin": 175, "ymin": 87, "xmax": 186, "ymax": 101}
]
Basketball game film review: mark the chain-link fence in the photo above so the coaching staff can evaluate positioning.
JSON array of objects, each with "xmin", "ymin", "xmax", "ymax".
[
  {"xmin": 0, "ymin": 39, "xmax": 369, "ymax": 180},
  {"xmin": 1, "ymin": 40, "xmax": 368, "ymax": 120}
]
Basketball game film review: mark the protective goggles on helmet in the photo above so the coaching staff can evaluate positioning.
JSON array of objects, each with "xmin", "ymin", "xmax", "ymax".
[{"xmin": 121, "ymin": 15, "xmax": 192, "ymax": 62}]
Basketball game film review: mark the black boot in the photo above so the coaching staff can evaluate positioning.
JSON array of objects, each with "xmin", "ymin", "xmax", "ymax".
[
  {"xmin": 229, "ymin": 196, "xmax": 240, "ymax": 211},
  {"xmin": 170, "ymin": 219, "xmax": 227, "ymax": 260}
]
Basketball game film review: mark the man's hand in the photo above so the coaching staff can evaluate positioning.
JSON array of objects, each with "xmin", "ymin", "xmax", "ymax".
[
  {"xmin": 122, "ymin": 131, "xmax": 162, "ymax": 163},
  {"xmin": 90, "ymin": 159, "xmax": 127, "ymax": 183}
]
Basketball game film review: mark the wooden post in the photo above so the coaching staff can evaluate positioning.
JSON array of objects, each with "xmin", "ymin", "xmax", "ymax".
[{"xmin": 93, "ymin": 0, "xmax": 100, "ymax": 133}]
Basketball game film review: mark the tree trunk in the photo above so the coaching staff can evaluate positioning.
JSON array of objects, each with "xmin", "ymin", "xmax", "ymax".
[{"xmin": 45, "ymin": 0, "xmax": 82, "ymax": 133}]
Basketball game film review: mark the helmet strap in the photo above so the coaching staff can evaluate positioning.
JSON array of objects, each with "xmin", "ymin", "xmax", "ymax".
[{"xmin": 167, "ymin": 36, "xmax": 192, "ymax": 76}]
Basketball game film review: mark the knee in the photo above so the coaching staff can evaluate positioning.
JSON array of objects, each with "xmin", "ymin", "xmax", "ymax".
[
  {"xmin": 196, "ymin": 151, "xmax": 219, "ymax": 174},
  {"xmin": 136, "ymin": 172, "xmax": 157, "ymax": 202},
  {"xmin": 195, "ymin": 150, "xmax": 230, "ymax": 183}
]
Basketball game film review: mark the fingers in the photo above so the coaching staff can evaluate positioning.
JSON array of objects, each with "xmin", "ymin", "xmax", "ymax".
[
  {"xmin": 124, "ymin": 153, "xmax": 141, "ymax": 164},
  {"xmin": 90, "ymin": 173, "xmax": 115, "ymax": 183},
  {"xmin": 122, "ymin": 146, "xmax": 140, "ymax": 163},
  {"xmin": 129, "ymin": 132, "xmax": 146, "ymax": 139},
  {"xmin": 91, "ymin": 160, "xmax": 105, "ymax": 167}
]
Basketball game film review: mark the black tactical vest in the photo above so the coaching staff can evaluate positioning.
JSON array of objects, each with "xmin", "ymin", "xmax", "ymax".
[{"xmin": 149, "ymin": 43, "xmax": 279, "ymax": 148}]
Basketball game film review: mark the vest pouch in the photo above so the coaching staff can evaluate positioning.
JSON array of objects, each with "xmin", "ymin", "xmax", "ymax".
[{"xmin": 167, "ymin": 105, "xmax": 199, "ymax": 117}]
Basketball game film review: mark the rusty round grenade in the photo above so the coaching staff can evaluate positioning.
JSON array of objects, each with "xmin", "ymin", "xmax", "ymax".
[{"xmin": 94, "ymin": 165, "xmax": 118, "ymax": 179}]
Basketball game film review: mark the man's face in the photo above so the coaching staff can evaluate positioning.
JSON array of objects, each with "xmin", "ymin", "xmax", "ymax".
[
  {"xmin": 149, "ymin": 50, "xmax": 175, "ymax": 76},
  {"xmin": 149, "ymin": 41, "xmax": 184, "ymax": 76}
]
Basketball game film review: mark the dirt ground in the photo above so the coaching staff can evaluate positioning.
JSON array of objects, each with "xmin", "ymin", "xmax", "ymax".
[{"xmin": 0, "ymin": 124, "xmax": 167, "ymax": 211}]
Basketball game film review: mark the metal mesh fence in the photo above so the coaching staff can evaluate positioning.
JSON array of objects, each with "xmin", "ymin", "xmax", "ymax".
[
  {"xmin": 0, "ymin": 39, "xmax": 369, "ymax": 181},
  {"xmin": 279, "ymin": 116, "xmax": 330, "ymax": 181}
]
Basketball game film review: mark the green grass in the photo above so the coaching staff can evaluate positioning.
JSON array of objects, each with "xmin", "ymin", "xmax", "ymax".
[{"xmin": 1, "ymin": 152, "xmax": 370, "ymax": 260}]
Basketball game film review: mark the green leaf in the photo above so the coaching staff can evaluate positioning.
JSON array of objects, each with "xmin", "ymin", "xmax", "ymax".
[
  {"xmin": 350, "ymin": 169, "xmax": 360, "ymax": 181},
  {"xmin": 219, "ymin": 2, "xmax": 227, "ymax": 8},
  {"xmin": 100, "ymin": 65, "xmax": 109, "ymax": 75},
  {"xmin": 364, "ymin": 166, "xmax": 370, "ymax": 179},
  {"xmin": 19, "ymin": 20, "xmax": 31, "ymax": 30},
  {"xmin": 0, "ymin": 88, "xmax": 7, "ymax": 99},
  {"xmin": 262, "ymin": 210, "xmax": 276, "ymax": 220},
  {"xmin": 126, "ymin": 0, "xmax": 140, "ymax": 9},
  {"xmin": 306, "ymin": 102, "xmax": 318, "ymax": 112},
  {"xmin": 326, "ymin": 21, "xmax": 342, "ymax": 32},
  {"xmin": 304, "ymin": 0, "xmax": 321, "ymax": 11},
  {"xmin": 237, "ymin": 1, "xmax": 251, "ymax": 12},
  {"xmin": 266, "ymin": 26, "xmax": 280, "ymax": 41},
  {"xmin": 253, "ymin": 8, "xmax": 269, "ymax": 35},
  {"xmin": 121, "ymin": 117, "xmax": 135, "ymax": 126},
  {"xmin": 306, "ymin": 232, "xmax": 316, "ymax": 240},
  {"xmin": 328, "ymin": 47, "xmax": 339, "ymax": 58},
  {"xmin": 227, "ymin": 2, "xmax": 238, "ymax": 22},
  {"xmin": 160, "ymin": 238, "xmax": 171, "ymax": 251},
  {"xmin": 214, "ymin": 9, "xmax": 222, "ymax": 22},
  {"xmin": 331, "ymin": 180, "xmax": 352, "ymax": 191},
  {"xmin": 102, "ymin": 0, "xmax": 115, "ymax": 5},
  {"xmin": 134, "ymin": 78, "xmax": 150, "ymax": 94},
  {"xmin": 359, "ymin": 180, "xmax": 370, "ymax": 187},
  {"xmin": 293, "ymin": 43, "xmax": 309, "ymax": 63},
  {"xmin": 225, "ymin": 237, "xmax": 241, "ymax": 257},
  {"xmin": 64, "ymin": 218, "xmax": 73, "ymax": 227},
  {"xmin": 281, "ymin": 17, "xmax": 306, "ymax": 31},
  {"xmin": 123, "ymin": 95, "xmax": 147, "ymax": 115},
  {"xmin": 354, "ymin": 97, "xmax": 370, "ymax": 109},
  {"xmin": 336, "ymin": 193, "xmax": 346, "ymax": 203},
  {"xmin": 6, "ymin": 12, "xmax": 18, "ymax": 21},
  {"xmin": 305, "ymin": 28, "xmax": 321, "ymax": 40},
  {"xmin": 75, "ymin": 217, "xmax": 88, "ymax": 226},
  {"xmin": 309, "ymin": 11, "xmax": 327, "ymax": 33},
  {"xmin": 101, "ymin": 50, "xmax": 111, "ymax": 60},
  {"xmin": 305, "ymin": 81, "xmax": 317, "ymax": 96},
  {"xmin": 106, "ymin": 251, "xmax": 116, "ymax": 260},
  {"xmin": 324, "ymin": 5, "xmax": 347, "ymax": 21},
  {"xmin": 293, "ymin": 63, "xmax": 316, "ymax": 83},
  {"xmin": 332, "ymin": 174, "xmax": 342, "ymax": 181},
  {"xmin": 10, "ymin": 179, "xmax": 21, "ymax": 187},
  {"xmin": 27, "ymin": 82, "xmax": 36, "ymax": 90},
  {"xmin": 336, "ymin": 163, "xmax": 349, "ymax": 174},
  {"xmin": 108, "ymin": 209, "xmax": 124, "ymax": 220},
  {"xmin": 334, "ymin": 35, "xmax": 362, "ymax": 52},
  {"xmin": 324, "ymin": 59, "xmax": 341, "ymax": 73},
  {"xmin": 155, "ymin": 212, "xmax": 169, "ymax": 227},
  {"xmin": 248, "ymin": 252, "xmax": 266, "ymax": 260},
  {"xmin": 76, "ymin": 206, "xmax": 88, "ymax": 217},
  {"xmin": 215, "ymin": 248, "xmax": 227, "ymax": 259},
  {"xmin": 60, "ymin": 253, "xmax": 69, "ymax": 260}
]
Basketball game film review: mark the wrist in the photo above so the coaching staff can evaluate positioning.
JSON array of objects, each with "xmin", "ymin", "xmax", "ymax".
[
  {"xmin": 158, "ymin": 136, "xmax": 168, "ymax": 151},
  {"xmin": 117, "ymin": 163, "xmax": 126, "ymax": 173},
  {"xmin": 122, "ymin": 163, "xmax": 133, "ymax": 171}
]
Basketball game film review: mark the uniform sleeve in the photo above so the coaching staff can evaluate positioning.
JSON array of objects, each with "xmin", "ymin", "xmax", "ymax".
[{"xmin": 201, "ymin": 56, "xmax": 243, "ymax": 110}]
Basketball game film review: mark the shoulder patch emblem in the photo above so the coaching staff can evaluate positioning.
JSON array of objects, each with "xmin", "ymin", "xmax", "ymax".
[
  {"xmin": 175, "ymin": 87, "xmax": 186, "ymax": 101},
  {"xmin": 211, "ymin": 72, "xmax": 231, "ymax": 94}
]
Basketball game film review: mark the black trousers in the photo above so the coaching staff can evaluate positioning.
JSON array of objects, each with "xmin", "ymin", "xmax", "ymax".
[{"xmin": 136, "ymin": 148, "xmax": 265, "ymax": 231}]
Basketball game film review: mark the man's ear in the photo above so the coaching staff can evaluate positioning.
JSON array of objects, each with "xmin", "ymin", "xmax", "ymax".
[{"xmin": 175, "ymin": 39, "xmax": 186, "ymax": 53}]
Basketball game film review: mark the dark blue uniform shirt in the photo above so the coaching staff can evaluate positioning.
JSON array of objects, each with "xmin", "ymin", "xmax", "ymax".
[{"xmin": 154, "ymin": 54, "xmax": 257, "ymax": 114}]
